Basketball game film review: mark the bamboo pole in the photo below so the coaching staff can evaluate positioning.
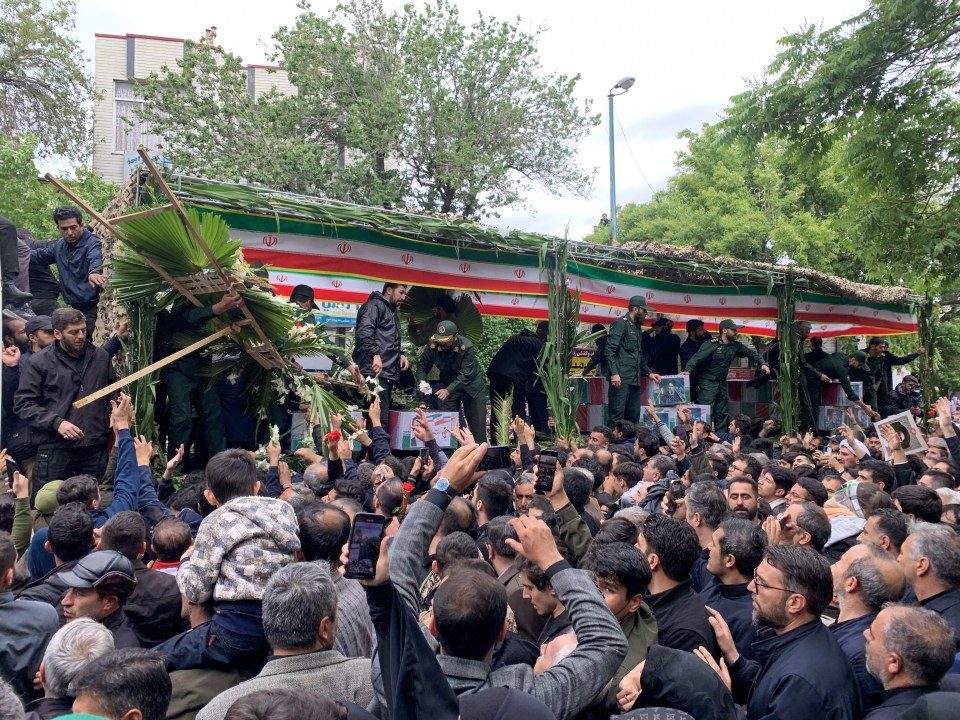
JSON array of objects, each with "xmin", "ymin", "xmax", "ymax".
[{"xmin": 73, "ymin": 324, "xmax": 243, "ymax": 408}]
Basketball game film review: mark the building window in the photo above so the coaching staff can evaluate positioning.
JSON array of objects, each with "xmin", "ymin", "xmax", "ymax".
[{"xmin": 114, "ymin": 80, "xmax": 163, "ymax": 153}]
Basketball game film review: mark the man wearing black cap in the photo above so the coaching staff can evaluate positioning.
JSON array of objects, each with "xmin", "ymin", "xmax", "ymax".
[
  {"xmin": 416, "ymin": 320, "xmax": 487, "ymax": 442},
  {"xmin": 683, "ymin": 319, "xmax": 769, "ymax": 432},
  {"xmin": 605, "ymin": 296, "xmax": 662, "ymax": 426},
  {"xmin": 289, "ymin": 283, "xmax": 320, "ymax": 324},
  {"xmin": 288, "ymin": 284, "xmax": 363, "ymax": 383},
  {"xmin": 23, "ymin": 315, "xmax": 55, "ymax": 364},
  {"xmin": 59, "ymin": 550, "xmax": 140, "ymax": 649}
]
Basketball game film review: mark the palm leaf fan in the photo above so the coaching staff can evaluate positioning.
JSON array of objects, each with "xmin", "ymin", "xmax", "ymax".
[{"xmin": 403, "ymin": 287, "xmax": 483, "ymax": 345}]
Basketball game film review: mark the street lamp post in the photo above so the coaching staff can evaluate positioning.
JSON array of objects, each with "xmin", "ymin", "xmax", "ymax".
[{"xmin": 608, "ymin": 76, "xmax": 635, "ymax": 244}]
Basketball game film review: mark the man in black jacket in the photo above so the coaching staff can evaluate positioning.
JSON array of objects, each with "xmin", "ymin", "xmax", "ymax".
[
  {"xmin": 707, "ymin": 544, "xmax": 861, "ymax": 720},
  {"xmin": 486, "ymin": 322, "xmax": 547, "ymax": 441},
  {"xmin": 830, "ymin": 543, "xmax": 906, "ymax": 713},
  {"xmin": 353, "ymin": 283, "xmax": 409, "ymax": 428},
  {"xmin": 700, "ymin": 517, "xmax": 765, "ymax": 660},
  {"xmin": 637, "ymin": 514, "xmax": 718, "ymax": 657},
  {"xmin": 14, "ymin": 308, "xmax": 117, "ymax": 491},
  {"xmin": 866, "ymin": 336, "xmax": 925, "ymax": 400}
]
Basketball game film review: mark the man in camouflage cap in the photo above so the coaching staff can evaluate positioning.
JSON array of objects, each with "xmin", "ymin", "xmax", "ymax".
[{"xmin": 417, "ymin": 320, "xmax": 487, "ymax": 442}]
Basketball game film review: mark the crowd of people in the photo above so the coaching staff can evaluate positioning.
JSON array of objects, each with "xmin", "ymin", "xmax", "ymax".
[{"xmin": 1, "ymin": 209, "xmax": 959, "ymax": 720}]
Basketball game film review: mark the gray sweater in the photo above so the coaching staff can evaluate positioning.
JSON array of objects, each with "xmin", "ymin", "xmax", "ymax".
[{"xmin": 377, "ymin": 489, "xmax": 628, "ymax": 720}]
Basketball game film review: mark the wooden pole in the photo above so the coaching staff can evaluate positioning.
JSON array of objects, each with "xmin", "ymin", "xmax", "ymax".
[
  {"xmin": 73, "ymin": 324, "xmax": 239, "ymax": 408},
  {"xmin": 135, "ymin": 149, "xmax": 279, "ymax": 353}
]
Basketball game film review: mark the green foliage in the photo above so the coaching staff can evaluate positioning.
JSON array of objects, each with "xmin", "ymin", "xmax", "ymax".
[
  {"xmin": 136, "ymin": 41, "xmax": 345, "ymax": 199},
  {"xmin": 0, "ymin": 134, "xmax": 116, "ymax": 237},
  {"xmin": 536, "ymin": 239, "xmax": 600, "ymax": 444},
  {"xmin": 928, "ymin": 316, "xmax": 960, "ymax": 393},
  {"xmin": 0, "ymin": 0, "xmax": 92, "ymax": 159},
  {"xmin": 600, "ymin": 124, "xmax": 858, "ymax": 278},
  {"xmin": 726, "ymin": 0, "xmax": 960, "ymax": 296},
  {"xmin": 491, "ymin": 387, "xmax": 514, "ymax": 446},
  {"xmin": 141, "ymin": 0, "xmax": 598, "ymax": 218}
]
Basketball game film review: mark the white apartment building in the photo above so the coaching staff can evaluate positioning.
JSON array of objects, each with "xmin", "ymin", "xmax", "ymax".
[{"xmin": 92, "ymin": 32, "xmax": 296, "ymax": 184}]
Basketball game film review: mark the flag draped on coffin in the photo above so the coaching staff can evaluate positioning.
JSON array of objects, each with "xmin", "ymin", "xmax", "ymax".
[{"xmin": 189, "ymin": 204, "xmax": 918, "ymax": 339}]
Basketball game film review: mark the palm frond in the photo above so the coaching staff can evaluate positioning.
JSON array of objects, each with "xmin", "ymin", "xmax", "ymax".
[{"xmin": 491, "ymin": 388, "xmax": 514, "ymax": 446}]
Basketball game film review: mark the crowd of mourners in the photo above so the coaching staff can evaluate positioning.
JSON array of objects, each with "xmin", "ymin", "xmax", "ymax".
[
  {"xmin": 1, "ymin": 383, "xmax": 959, "ymax": 720},
  {"xmin": 1, "ymin": 210, "xmax": 960, "ymax": 720}
]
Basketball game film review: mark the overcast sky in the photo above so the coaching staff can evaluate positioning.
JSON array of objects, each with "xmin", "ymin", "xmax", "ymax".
[{"xmin": 73, "ymin": 0, "xmax": 868, "ymax": 239}]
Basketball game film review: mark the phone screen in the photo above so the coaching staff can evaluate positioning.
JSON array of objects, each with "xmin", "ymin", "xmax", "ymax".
[
  {"xmin": 6, "ymin": 459, "xmax": 22, "ymax": 483},
  {"xmin": 476, "ymin": 445, "xmax": 512, "ymax": 472},
  {"xmin": 344, "ymin": 513, "xmax": 388, "ymax": 580},
  {"xmin": 535, "ymin": 451, "xmax": 558, "ymax": 494},
  {"xmin": 419, "ymin": 447, "xmax": 429, "ymax": 464}
]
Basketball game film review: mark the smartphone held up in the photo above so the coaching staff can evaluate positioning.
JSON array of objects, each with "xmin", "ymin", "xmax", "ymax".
[{"xmin": 343, "ymin": 512, "xmax": 388, "ymax": 580}]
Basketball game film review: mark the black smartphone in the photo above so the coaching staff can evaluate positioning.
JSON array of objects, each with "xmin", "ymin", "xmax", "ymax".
[
  {"xmin": 6, "ymin": 458, "xmax": 23, "ymax": 484},
  {"xmin": 535, "ymin": 450, "xmax": 558, "ymax": 494},
  {"xmin": 476, "ymin": 445, "xmax": 512, "ymax": 472},
  {"xmin": 669, "ymin": 479, "xmax": 685, "ymax": 501},
  {"xmin": 419, "ymin": 447, "xmax": 429, "ymax": 464},
  {"xmin": 343, "ymin": 512, "xmax": 389, "ymax": 580}
]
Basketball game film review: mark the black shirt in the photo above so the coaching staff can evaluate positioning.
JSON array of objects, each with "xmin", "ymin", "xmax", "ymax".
[{"xmin": 646, "ymin": 579, "xmax": 719, "ymax": 657}]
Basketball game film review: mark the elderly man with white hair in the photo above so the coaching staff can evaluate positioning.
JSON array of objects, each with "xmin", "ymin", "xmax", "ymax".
[{"xmin": 24, "ymin": 618, "xmax": 114, "ymax": 720}]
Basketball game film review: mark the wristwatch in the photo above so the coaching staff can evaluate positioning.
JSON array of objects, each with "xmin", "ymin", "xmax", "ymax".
[{"xmin": 435, "ymin": 477, "xmax": 458, "ymax": 498}]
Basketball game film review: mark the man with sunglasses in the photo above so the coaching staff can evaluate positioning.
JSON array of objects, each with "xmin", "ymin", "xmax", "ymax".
[{"xmin": 704, "ymin": 545, "xmax": 861, "ymax": 720}]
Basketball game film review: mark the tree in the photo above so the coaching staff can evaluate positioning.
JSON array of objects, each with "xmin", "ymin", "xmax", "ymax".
[
  {"xmin": 136, "ymin": 41, "xmax": 348, "ymax": 199},
  {"xmin": 726, "ymin": 0, "xmax": 960, "ymax": 299},
  {"xmin": 595, "ymin": 123, "xmax": 858, "ymax": 277},
  {"xmin": 0, "ymin": 134, "xmax": 116, "ymax": 238},
  {"xmin": 142, "ymin": 0, "xmax": 598, "ymax": 217},
  {"xmin": 391, "ymin": 0, "xmax": 599, "ymax": 217},
  {"xmin": 0, "ymin": 0, "xmax": 92, "ymax": 159}
]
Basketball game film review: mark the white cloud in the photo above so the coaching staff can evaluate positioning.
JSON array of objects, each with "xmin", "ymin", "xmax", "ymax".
[{"xmin": 74, "ymin": 0, "xmax": 868, "ymax": 238}]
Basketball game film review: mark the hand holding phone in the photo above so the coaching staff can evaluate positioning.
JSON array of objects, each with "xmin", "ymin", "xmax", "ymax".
[
  {"xmin": 535, "ymin": 450, "xmax": 558, "ymax": 494},
  {"xmin": 476, "ymin": 445, "xmax": 512, "ymax": 472},
  {"xmin": 343, "ymin": 512, "xmax": 388, "ymax": 580}
]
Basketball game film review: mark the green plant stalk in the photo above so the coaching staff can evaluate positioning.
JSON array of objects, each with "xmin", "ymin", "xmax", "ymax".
[
  {"xmin": 535, "ymin": 235, "xmax": 601, "ymax": 445},
  {"xmin": 775, "ymin": 275, "xmax": 799, "ymax": 435},
  {"xmin": 918, "ymin": 296, "xmax": 935, "ymax": 431},
  {"xmin": 491, "ymin": 388, "xmax": 514, "ymax": 446},
  {"xmin": 126, "ymin": 298, "xmax": 160, "ymax": 442}
]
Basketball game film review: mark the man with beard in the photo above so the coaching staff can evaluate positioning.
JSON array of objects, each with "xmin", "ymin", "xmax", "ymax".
[
  {"xmin": 727, "ymin": 477, "xmax": 761, "ymax": 523},
  {"xmin": 14, "ymin": 308, "xmax": 117, "ymax": 491},
  {"xmin": 604, "ymin": 296, "xmax": 662, "ymax": 426},
  {"xmin": 353, "ymin": 282, "xmax": 409, "ymax": 428},
  {"xmin": 684, "ymin": 319, "xmax": 770, "ymax": 433},
  {"xmin": 700, "ymin": 517, "xmax": 766, "ymax": 660},
  {"xmin": 705, "ymin": 545, "xmax": 861, "ymax": 720},
  {"xmin": 679, "ymin": 319, "xmax": 710, "ymax": 402}
]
